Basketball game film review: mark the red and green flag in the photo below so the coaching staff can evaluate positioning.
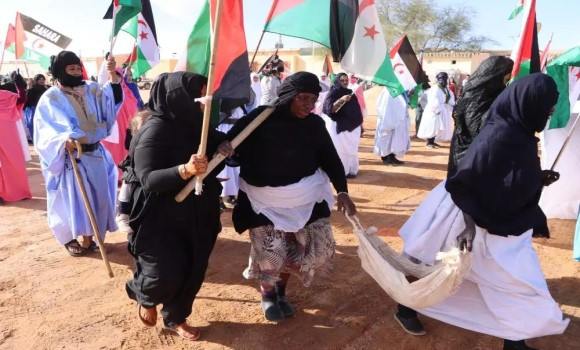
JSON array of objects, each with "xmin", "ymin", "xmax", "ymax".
[
  {"xmin": 14, "ymin": 13, "xmax": 26, "ymax": 59},
  {"xmin": 508, "ymin": 0, "xmax": 525, "ymax": 20},
  {"xmin": 546, "ymin": 47, "xmax": 580, "ymax": 129},
  {"xmin": 174, "ymin": 0, "xmax": 250, "ymax": 100},
  {"xmin": 510, "ymin": 0, "xmax": 540, "ymax": 80},
  {"xmin": 103, "ymin": 0, "xmax": 142, "ymax": 37},
  {"xmin": 122, "ymin": 0, "xmax": 159, "ymax": 78},
  {"xmin": 264, "ymin": 0, "xmax": 331, "ymax": 47},
  {"xmin": 3, "ymin": 23, "xmax": 51, "ymax": 69}
]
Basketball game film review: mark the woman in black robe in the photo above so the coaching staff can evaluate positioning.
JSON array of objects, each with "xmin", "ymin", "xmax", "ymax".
[
  {"xmin": 24, "ymin": 74, "xmax": 49, "ymax": 141},
  {"xmin": 447, "ymin": 56, "xmax": 513, "ymax": 177},
  {"xmin": 125, "ymin": 72, "xmax": 227, "ymax": 341},
  {"xmin": 322, "ymin": 72, "xmax": 364, "ymax": 177},
  {"xmin": 219, "ymin": 72, "xmax": 357, "ymax": 322},
  {"xmin": 395, "ymin": 73, "xmax": 566, "ymax": 350}
]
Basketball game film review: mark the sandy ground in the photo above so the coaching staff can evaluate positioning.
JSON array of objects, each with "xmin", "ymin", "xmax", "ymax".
[{"xmin": 1, "ymin": 89, "xmax": 579, "ymax": 350}]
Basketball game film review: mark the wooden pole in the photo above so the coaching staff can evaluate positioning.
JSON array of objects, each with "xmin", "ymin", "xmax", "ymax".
[
  {"xmin": 335, "ymin": 80, "xmax": 365, "ymax": 113},
  {"xmin": 22, "ymin": 61, "xmax": 30, "ymax": 79},
  {"xmin": 193, "ymin": 0, "xmax": 225, "ymax": 195},
  {"xmin": 550, "ymin": 114, "xmax": 580, "ymax": 171},
  {"xmin": 249, "ymin": 30, "xmax": 266, "ymax": 70},
  {"xmin": 176, "ymin": 107, "xmax": 276, "ymax": 202},
  {"xmin": 109, "ymin": 13, "xmax": 117, "ymax": 55},
  {"xmin": 68, "ymin": 141, "xmax": 114, "ymax": 278}
]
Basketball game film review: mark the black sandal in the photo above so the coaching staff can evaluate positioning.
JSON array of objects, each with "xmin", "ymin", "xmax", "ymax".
[{"xmin": 64, "ymin": 240, "xmax": 85, "ymax": 257}]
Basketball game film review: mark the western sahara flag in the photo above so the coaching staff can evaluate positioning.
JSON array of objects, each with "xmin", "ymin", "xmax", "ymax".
[
  {"xmin": 546, "ymin": 47, "xmax": 580, "ymax": 129},
  {"xmin": 174, "ymin": 0, "xmax": 250, "ymax": 102},
  {"xmin": 510, "ymin": 0, "xmax": 540, "ymax": 80},
  {"xmin": 508, "ymin": 0, "xmax": 525, "ymax": 20},
  {"xmin": 103, "ymin": 0, "xmax": 142, "ymax": 37},
  {"xmin": 122, "ymin": 0, "xmax": 159, "ymax": 78},
  {"xmin": 339, "ymin": 0, "xmax": 405, "ymax": 97},
  {"xmin": 389, "ymin": 35, "xmax": 430, "ymax": 91}
]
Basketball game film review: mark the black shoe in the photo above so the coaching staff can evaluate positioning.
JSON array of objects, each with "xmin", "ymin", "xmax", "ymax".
[
  {"xmin": 261, "ymin": 297, "xmax": 285, "ymax": 322},
  {"xmin": 277, "ymin": 296, "xmax": 296, "ymax": 317},
  {"xmin": 503, "ymin": 340, "xmax": 537, "ymax": 350},
  {"xmin": 394, "ymin": 312, "xmax": 426, "ymax": 336},
  {"xmin": 220, "ymin": 200, "xmax": 226, "ymax": 212},
  {"xmin": 426, "ymin": 143, "xmax": 438, "ymax": 149},
  {"xmin": 345, "ymin": 173, "xmax": 357, "ymax": 179},
  {"xmin": 432, "ymin": 142, "xmax": 442, "ymax": 148},
  {"xmin": 390, "ymin": 155, "xmax": 405, "ymax": 165}
]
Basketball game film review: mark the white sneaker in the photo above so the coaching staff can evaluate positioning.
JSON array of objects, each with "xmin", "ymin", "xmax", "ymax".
[{"xmin": 116, "ymin": 214, "xmax": 133, "ymax": 234}]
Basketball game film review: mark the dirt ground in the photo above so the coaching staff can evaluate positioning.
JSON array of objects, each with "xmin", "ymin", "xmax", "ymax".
[{"xmin": 1, "ymin": 94, "xmax": 579, "ymax": 349}]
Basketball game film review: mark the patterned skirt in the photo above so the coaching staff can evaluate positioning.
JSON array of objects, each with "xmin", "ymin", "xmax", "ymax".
[{"xmin": 243, "ymin": 217, "xmax": 335, "ymax": 287}]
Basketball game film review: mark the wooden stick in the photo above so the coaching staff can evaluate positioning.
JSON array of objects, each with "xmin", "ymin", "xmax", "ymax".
[
  {"xmin": 109, "ymin": 12, "xmax": 117, "ymax": 55},
  {"xmin": 67, "ymin": 141, "xmax": 114, "ymax": 278},
  {"xmin": 22, "ymin": 61, "xmax": 30, "ymax": 79},
  {"xmin": 194, "ymin": 0, "xmax": 224, "ymax": 195},
  {"xmin": 335, "ymin": 81, "xmax": 365, "ymax": 113},
  {"xmin": 249, "ymin": 30, "xmax": 265, "ymax": 70},
  {"xmin": 175, "ymin": 107, "xmax": 276, "ymax": 202},
  {"xmin": 550, "ymin": 114, "xmax": 580, "ymax": 171}
]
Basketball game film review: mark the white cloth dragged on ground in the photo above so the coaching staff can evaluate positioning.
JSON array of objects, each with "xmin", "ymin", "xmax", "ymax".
[
  {"xmin": 239, "ymin": 168, "xmax": 335, "ymax": 232},
  {"xmin": 374, "ymin": 88, "xmax": 411, "ymax": 157},
  {"xmin": 321, "ymin": 114, "xmax": 360, "ymax": 175},
  {"xmin": 400, "ymin": 181, "xmax": 569, "ymax": 340},
  {"xmin": 417, "ymin": 86, "xmax": 455, "ymax": 142},
  {"xmin": 352, "ymin": 215, "xmax": 471, "ymax": 309},
  {"xmin": 539, "ymin": 112, "xmax": 580, "ymax": 219}
]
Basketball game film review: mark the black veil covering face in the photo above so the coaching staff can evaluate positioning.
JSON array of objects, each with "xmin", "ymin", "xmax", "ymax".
[
  {"xmin": 447, "ymin": 56, "xmax": 514, "ymax": 177},
  {"xmin": 436, "ymin": 72, "xmax": 448, "ymax": 87},
  {"xmin": 146, "ymin": 72, "xmax": 207, "ymax": 131},
  {"xmin": 49, "ymin": 51, "xmax": 85, "ymax": 87},
  {"xmin": 446, "ymin": 73, "xmax": 559, "ymax": 237}
]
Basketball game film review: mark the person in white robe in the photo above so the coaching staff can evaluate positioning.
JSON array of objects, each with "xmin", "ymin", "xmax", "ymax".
[
  {"xmin": 246, "ymin": 73, "xmax": 262, "ymax": 112},
  {"xmin": 393, "ymin": 74, "xmax": 568, "ymax": 350},
  {"xmin": 374, "ymin": 87, "xmax": 411, "ymax": 165},
  {"xmin": 34, "ymin": 51, "xmax": 122, "ymax": 256},
  {"xmin": 260, "ymin": 71, "xmax": 281, "ymax": 106},
  {"xmin": 417, "ymin": 72, "xmax": 455, "ymax": 148}
]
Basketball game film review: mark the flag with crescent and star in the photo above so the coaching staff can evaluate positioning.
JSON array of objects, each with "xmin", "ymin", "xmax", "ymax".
[
  {"xmin": 546, "ymin": 46, "xmax": 580, "ymax": 129},
  {"xmin": 339, "ymin": 0, "xmax": 405, "ymax": 97},
  {"xmin": 121, "ymin": 0, "xmax": 160, "ymax": 78}
]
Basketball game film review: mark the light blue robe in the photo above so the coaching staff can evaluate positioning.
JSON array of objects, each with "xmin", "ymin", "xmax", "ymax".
[
  {"xmin": 34, "ymin": 81, "xmax": 122, "ymax": 245},
  {"xmin": 574, "ymin": 205, "xmax": 580, "ymax": 261}
]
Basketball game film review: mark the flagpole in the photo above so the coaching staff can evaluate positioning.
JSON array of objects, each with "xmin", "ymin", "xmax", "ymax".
[
  {"xmin": 109, "ymin": 13, "xmax": 117, "ymax": 55},
  {"xmin": 336, "ymin": 79, "xmax": 366, "ymax": 113},
  {"xmin": 194, "ymin": 0, "xmax": 224, "ymax": 195},
  {"xmin": 22, "ymin": 61, "xmax": 30, "ymax": 79},
  {"xmin": 249, "ymin": 30, "xmax": 266, "ymax": 70},
  {"xmin": 550, "ymin": 115, "xmax": 580, "ymax": 171}
]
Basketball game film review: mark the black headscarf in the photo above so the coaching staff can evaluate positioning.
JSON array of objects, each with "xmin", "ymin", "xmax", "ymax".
[
  {"xmin": 445, "ymin": 73, "xmax": 559, "ymax": 237},
  {"xmin": 146, "ymin": 72, "xmax": 207, "ymax": 131},
  {"xmin": 49, "ymin": 51, "xmax": 85, "ymax": 87},
  {"xmin": 274, "ymin": 71, "xmax": 321, "ymax": 107},
  {"xmin": 447, "ymin": 56, "xmax": 514, "ymax": 177},
  {"xmin": 322, "ymin": 72, "xmax": 363, "ymax": 133}
]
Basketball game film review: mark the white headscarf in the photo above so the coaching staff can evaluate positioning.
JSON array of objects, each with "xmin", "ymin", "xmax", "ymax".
[{"xmin": 250, "ymin": 73, "xmax": 262, "ymax": 107}]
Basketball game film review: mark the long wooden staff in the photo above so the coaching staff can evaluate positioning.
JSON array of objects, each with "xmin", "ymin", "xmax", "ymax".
[
  {"xmin": 175, "ymin": 107, "xmax": 276, "ymax": 202},
  {"xmin": 194, "ymin": 0, "xmax": 224, "ymax": 195},
  {"xmin": 550, "ymin": 113, "xmax": 580, "ymax": 171},
  {"xmin": 68, "ymin": 141, "xmax": 114, "ymax": 278}
]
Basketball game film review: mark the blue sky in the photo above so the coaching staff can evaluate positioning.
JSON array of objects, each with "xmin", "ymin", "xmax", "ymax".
[{"xmin": 0, "ymin": 0, "xmax": 577, "ymax": 59}]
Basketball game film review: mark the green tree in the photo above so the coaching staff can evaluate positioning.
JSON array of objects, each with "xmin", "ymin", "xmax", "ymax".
[{"xmin": 376, "ymin": 0, "xmax": 497, "ymax": 51}]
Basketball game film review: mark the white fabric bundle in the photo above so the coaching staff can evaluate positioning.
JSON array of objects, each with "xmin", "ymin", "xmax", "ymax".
[{"xmin": 348, "ymin": 215, "xmax": 471, "ymax": 309}]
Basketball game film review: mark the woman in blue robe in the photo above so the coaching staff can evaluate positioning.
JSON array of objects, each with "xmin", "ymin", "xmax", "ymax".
[{"xmin": 34, "ymin": 51, "xmax": 123, "ymax": 256}]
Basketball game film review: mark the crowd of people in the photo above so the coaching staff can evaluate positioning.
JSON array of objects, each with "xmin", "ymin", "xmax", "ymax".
[{"xmin": 0, "ymin": 50, "xmax": 573, "ymax": 349}]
